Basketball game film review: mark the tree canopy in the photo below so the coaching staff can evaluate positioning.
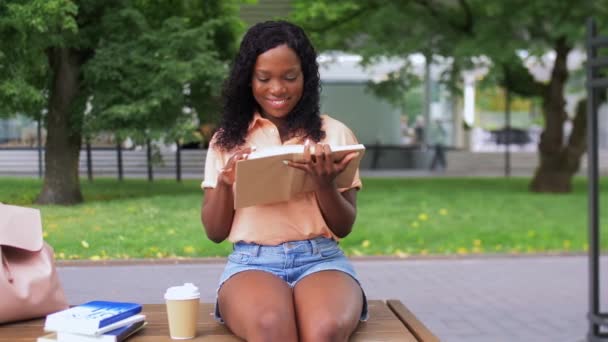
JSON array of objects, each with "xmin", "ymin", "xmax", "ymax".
[
  {"xmin": 0, "ymin": 0, "xmax": 243, "ymax": 204},
  {"xmin": 293, "ymin": 0, "xmax": 608, "ymax": 192}
]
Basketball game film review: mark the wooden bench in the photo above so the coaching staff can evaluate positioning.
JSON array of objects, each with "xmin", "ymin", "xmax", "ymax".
[{"xmin": 0, "ymin": 300, "xmax": 439, "ymax": 341}]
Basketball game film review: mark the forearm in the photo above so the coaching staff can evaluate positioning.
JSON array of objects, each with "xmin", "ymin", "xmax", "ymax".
[
  {"xmin": 201, "ymin": 181, "xmax": 235, "ymax": 243},
  {"xmin": 315, "ymin": 187, "xmax": 357, "ymax": 238}
]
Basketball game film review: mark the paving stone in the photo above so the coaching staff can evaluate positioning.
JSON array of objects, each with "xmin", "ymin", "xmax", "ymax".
[{"xmin": 57, "ymin": 255, "xmax": 600, "ymax": 341}]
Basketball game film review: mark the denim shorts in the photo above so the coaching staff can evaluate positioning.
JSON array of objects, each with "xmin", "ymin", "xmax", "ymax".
[{"xmin": 215, "ymin": 236, "xmax": 368, "ymax": 323}]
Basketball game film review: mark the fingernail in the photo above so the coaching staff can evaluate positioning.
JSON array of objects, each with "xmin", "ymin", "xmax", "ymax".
[{"xmin": 282, "ymin": 160, "xmax": 289, "ymax": 165}]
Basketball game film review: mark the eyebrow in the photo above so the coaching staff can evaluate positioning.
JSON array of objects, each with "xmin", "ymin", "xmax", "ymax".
[{"xmin": 254, "ymin": 67, "xmax": 300, "ymax": 74}]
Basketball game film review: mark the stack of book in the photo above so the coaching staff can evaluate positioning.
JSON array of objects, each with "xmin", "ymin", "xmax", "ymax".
[{"xmin": 37, "ymin": 301, "xmax": 147, "ymax": 342}]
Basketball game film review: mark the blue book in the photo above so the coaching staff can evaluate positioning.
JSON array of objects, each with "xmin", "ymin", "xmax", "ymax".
[{"xmin": 44, "ymin": 301, "xmax": 143, "ymax": 335}]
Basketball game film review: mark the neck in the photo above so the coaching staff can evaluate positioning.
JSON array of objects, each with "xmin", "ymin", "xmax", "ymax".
[{"xmin": 260, "ymin": 111, "xmax": 287, "ymax": 130}]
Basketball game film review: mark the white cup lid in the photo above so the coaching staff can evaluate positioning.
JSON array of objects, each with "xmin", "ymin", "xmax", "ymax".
[{"xmin": 164, "ymin": 282, "xmax": 200, "ymax": 300}]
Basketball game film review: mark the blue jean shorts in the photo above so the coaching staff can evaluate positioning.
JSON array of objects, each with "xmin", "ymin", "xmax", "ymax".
[{"xmin": 215, "ymin": 236, "xmax": 368, "ymax": 323}]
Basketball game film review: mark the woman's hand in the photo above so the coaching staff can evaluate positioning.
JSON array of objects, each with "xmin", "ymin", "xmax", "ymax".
[
  {"xmin": 218, "ymin": 146, "xmax": 255, "ymax": 186},
  {"xmin": 286, "ymin": 140, "xmax": 359, "ymax": 191}
]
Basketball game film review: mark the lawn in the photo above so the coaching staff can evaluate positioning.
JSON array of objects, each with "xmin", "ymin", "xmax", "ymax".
[{"xmin": 1, "ymin": 177, "xmax": 606, "ymax": 260}]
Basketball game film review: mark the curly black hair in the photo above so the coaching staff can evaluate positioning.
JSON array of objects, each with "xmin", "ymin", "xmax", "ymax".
[{"xmin": 214, "ymin": 20, "xmax": 324, "ymax": 151}]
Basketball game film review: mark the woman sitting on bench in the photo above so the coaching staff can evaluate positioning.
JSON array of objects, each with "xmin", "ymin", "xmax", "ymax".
[{"xmin": 201, "ymin": 20, "xmax": 367, "ymax": 342}]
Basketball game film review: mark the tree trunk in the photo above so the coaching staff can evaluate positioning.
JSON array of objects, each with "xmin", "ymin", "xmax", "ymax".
[
  {"xmin": 36, "ymin": 48, "xmax": 84, "ymax": 205},
  {"xmin": 529, "ymin": 38, "xmax": 588, "ymax": 193}
]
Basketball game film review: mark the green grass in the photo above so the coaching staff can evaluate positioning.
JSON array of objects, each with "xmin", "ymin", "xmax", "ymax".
[{"xmin": 1, "ymin": 177, "xmax": 606, "ymax": 260}]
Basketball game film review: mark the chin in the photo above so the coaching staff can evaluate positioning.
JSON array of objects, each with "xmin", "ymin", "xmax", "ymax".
[{"xmin": 262, "ymin": 108, "xmax": 293, "ymax": 119}]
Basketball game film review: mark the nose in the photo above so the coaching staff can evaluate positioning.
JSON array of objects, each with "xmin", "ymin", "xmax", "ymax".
[{"xmin": 269, "ymin": 80, "xmax": 286, "ymax": 96}]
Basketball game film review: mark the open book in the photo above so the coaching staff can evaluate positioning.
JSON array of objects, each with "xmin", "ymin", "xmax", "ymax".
[{"xmin": 234, "ymin": 144, "xmax": 365, "ymax": 208}]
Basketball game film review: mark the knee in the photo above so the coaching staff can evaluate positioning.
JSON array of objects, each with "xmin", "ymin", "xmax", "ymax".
[
  {"xmin": 253, "ymin": 310, "xmax": 284, "ymax": 330},
  {"xmin": 250, "ymin": 310, "xmax": 296, "ymax": 341},
  {"xmin": 302, "ymin": 316, "xmax": 351, "ymax": 342}
]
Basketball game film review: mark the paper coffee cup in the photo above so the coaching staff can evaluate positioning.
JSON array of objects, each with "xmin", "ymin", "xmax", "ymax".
[{"xmin": 164, "ymin": 283, "xmax": 200, "ymax": 339}]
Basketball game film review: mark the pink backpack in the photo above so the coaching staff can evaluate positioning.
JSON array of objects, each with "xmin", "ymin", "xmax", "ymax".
[{"xmin": 0, "ymin": 203, "xmax": 68, "ymax": 323}]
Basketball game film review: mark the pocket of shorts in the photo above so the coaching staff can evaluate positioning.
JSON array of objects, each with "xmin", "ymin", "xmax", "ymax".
[
  {"xmin": 320, "ymin": 246, "xmax": 343, "ymax": 258},
  {"xmin": 228, "ymin": 252, "xmax": 252, "ymax": 264}
]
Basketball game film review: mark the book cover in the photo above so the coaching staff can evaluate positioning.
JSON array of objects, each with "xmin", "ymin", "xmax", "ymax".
[
  {"xmin": 57, "ymin": 320, "xmax": 147, "ymax": 342},
  {"xmin": 44, "ymin": 301, "xmax": 143, "ymax": 335},
  {"xmin": 234, "ymin": 144, "xmax": 365, "ymax": 208}
]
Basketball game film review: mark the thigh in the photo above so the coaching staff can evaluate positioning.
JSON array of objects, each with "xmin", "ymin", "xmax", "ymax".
[
  {"xmin": 293, "ymin": 270, "xmax": 364, "ymax": 342},
  {"xmin": 218, "ymin": 270, "xmax": 298, "ymax": 341}
]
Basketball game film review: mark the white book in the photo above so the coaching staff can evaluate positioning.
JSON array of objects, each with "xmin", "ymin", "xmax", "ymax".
[
  {"xmin": 57, "ymin": 321, "xmax": 147, "ymax": 342},
  {"xmin": 44, "ymin": 300, "xmax": 144, "ymax": 335}
]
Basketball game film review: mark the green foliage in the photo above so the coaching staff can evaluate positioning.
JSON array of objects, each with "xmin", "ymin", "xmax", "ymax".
[
  {"xmin": 397, "ymin": 85, "xmax": 425, "ymax": 122},
  {"xmin": 84, "ymin": 16, "xmax": 225, "ymax": 131},
  {"xmin": 0, "ymin": 0, "xmax": 244, "ymax": 203},
  {"xmin": 1, "ymin": 177, "xmax": 606, "ymax": 258},
  {"xmin": 0, "ymin": 0, "xmax": 77, "ymax": 116},
  {"xmin": 295, "ymin": 1, "xmax": 472, "ymax": 57},
  {"xmin": 0, "ymin": 0, "xmax": 242, "ymax": 134},
  {"xmin": 294, "ymin": 1, "xmax": 473, "ymax": 107},
  {"xmin": 476, "ymin": 87, "xmax": 533, "ymax": 113},
  {"xmin": 365, "ymin": 60, "xmax": 422, "ymax": 110},
  {"xmin": 293, "ymin": 0, "xmax": 608, "ymax": 99}
]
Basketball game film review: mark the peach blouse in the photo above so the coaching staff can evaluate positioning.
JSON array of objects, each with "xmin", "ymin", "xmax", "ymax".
[{"xmin": 202, "ymin": 114, "xmax": 362, "ymax": 245}]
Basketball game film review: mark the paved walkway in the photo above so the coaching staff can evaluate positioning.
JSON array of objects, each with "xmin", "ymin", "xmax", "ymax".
[{"xmin": 57, "ymin": 255, "xmax": 595, "ymax": 342}]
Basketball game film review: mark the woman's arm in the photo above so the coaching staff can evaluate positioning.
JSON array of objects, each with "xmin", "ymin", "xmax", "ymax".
[
  {"xmin": 201, "ymin": 181, "xmax": 235, "ymax": 243},
  {"xmin": 286, "ymin": 141, "xmax": 359, "ymax": 238},
  {"xmin": 314, "ymin": 187, "xmax": 357, "ymax": 238},
  {"xmin": 201, "ymin": 147, "xmax": 254, "ymax": 243}
]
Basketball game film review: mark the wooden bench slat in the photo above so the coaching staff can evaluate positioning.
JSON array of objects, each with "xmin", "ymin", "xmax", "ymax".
[
  {"xmin": 387, "ymin": 299, "xmax": 440, "ymax": 342},
  {"xmin": 0, "ymin": 300, "xmax": 435, "ymax": 341},
  {"xmin": 351, "ymin": 332, "xmax": 419, "ymax": 342},
  {"xmin": 356, "ymin": 301, "xmax": 418, "ymax": 341}
]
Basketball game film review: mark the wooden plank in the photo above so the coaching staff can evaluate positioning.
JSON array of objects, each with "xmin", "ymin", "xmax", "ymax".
[
  {"xmin": 351, "ymin": 332, "xmax": 419, "ymax": 342},
  {"xmin": 387, "ymin": 299, "xmax": 440, "ymax": 342},
  {"xmin": 0, "ymin": 301, "xmax": 426, "ymax": 341},
  {"xmin": 355, "ymin": 301, "xmax": 419, "ymax": 341}
]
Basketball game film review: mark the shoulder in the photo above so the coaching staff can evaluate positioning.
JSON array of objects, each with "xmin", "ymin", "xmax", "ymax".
[
  {"xmin": 320, "ymin": 114, "xmax": 358, "ymax": 145},
  {"xmin": 321, "ymin": 114, "xmax": 351, "ymax": 134},
  {"xmin": 207, "ymin": 131, "xmax": 229, "ymax": 156},
  {"xmin": 208, "ymin": 131, "xmax": 220, "ymax": 149}
]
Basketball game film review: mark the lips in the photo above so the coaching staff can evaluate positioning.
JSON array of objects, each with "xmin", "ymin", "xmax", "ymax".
[{"xmin": 264, "ymin": 97, "xmax": 290, "ymax": 109}]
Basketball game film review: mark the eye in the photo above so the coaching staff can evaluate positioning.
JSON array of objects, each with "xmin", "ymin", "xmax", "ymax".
[
  {"xmin": 256, "ymin": 77, "xmax": 270, "ymax": 82},
  {"xmin": 284, "ymin": 75, "xmax": 298, "ymax": 81}
]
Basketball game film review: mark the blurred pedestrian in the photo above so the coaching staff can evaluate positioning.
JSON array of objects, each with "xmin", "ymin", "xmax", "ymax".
[
  {"xmin": 429, "ymin": 118, "xmax": 447, "ymax": 171},
  {"xmin": 414, "ymin": 115, "xmax": 425, "ymax": 148}
]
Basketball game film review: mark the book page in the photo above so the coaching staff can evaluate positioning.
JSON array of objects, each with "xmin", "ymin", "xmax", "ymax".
[{"xmin": 248, "ymin": 144, "xmax": 364, "ymax": 160}]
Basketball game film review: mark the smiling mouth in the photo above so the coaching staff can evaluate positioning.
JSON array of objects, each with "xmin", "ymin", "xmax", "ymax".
[{"xmin": 266, "ymin": 98, "xmax": 289, "ymax": 108}]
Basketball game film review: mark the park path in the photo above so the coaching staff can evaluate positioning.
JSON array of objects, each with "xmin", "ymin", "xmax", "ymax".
[{"xmin": 58, "ymin": 254, "xmax": 595, "ymax": 342}]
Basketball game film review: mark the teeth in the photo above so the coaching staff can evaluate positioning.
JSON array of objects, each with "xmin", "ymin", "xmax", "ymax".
[{"xmin": 270, "ymin": 99, "xmax": 287, "ymax": 105}]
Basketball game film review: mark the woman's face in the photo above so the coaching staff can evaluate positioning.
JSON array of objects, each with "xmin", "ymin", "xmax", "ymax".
[{"xmin": 252, "ymin": 44, "xmax": 304, "ymax": 123}]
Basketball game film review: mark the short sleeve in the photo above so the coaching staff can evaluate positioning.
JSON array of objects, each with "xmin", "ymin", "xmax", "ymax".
[
  {"xmin": 321, "ymin": 115, "xmax": 363, "ymax": 192},
  {"xmin": 201, "ymin": 134, "xmax": 225, "ymax": 189}
]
